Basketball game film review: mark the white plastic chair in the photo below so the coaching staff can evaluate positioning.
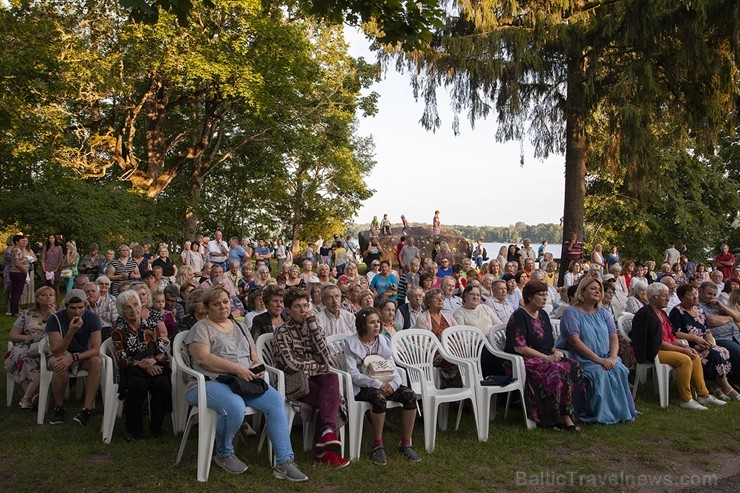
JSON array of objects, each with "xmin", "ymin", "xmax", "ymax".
[
  {"xmin": 170, "ymin": 334, "xmax": 189, "ymax": 434},
  {"xmin": 256, "ymin": 333, "xmax": 346, "ymax": 457},
  {"xmin": 549, "ymin": 319, "xmax": 570, "ymax": 357},
  {"xmin": 37, "ymin": 336, "xmax": 90, "ymax": 425},
  {"xmin": 172, "ymin": 331, "xmax": 267, "ymax": 482},
  {"xmin": 99, "ymin": 338, "xmax": 123, "ymax": 443},
  {"xmin": 617, "ymin": 313, "xmax": 673, "ymax": 408},
  {"xmin": 255, "ymin": 333, "xmax": 299, "ymax": 454},
  {"xmin": 488, "ymin": 325, "xmax": 537, "ymax": 430},
  {"xmin": 390, "ymin": 329, "xmax": 478, "ymax": 453},
  {"xmin": 324, "ymin": 333, "xmax": 408, "ymax": 461},
  {"xmin": 99, "ymin": 337, "xmax": 178, "ymax": 442},
  {"xmin": 441, "ymin": 326, "xmax": 530, "ymax": 440},
  {"xmin": 7, "ymin": 341, "xmax": 17, "ymax": 407}
]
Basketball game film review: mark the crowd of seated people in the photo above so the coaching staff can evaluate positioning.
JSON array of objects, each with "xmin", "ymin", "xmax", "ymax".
[{"xmin": 2, "ymin": 233, "xmax": 738, "ymax": 479}]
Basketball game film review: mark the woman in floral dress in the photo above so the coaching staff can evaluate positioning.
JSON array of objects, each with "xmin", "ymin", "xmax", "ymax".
[
  {"xmin": 669, "ymin": 284, "xmax": 738, "ymax": 401},
  {"xmin": 505, "ymin": 281, "xmax": 586, "ymax": 430},
  {"xmin": 4, "ymin": 286, "xmax": 56, "ymax": 409}
]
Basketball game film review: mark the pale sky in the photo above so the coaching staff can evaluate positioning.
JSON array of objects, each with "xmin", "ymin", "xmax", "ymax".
[{"xmin": 346, "ymin": 29, "xmax": 566, "ymax": 228}]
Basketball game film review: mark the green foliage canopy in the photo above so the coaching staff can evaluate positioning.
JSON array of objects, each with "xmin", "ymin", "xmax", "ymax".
[
  {"xmin": 384, "ymin": 0, "xmax": 739, "ymax": 274},
  {"xmin": 0, "ymin": 0, "xmax": 378, "ymax": 246}
]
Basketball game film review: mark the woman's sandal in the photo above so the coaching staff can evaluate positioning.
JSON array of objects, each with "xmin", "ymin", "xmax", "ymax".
[
  {"xmin": 725, "ymin": 389, "xmax": 740, "ymax": 402},
  {"xmin": 19, "ymin": 396, "xmax": 33, "ymax": 410},
  {"xmin": 565, "ymin": 424, "xmax": 582, "ymax": 433}
]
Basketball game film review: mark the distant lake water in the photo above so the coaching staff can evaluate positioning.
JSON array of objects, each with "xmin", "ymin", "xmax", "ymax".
[{"xmin": 482, "ymin": 242, "xmax": 563, "ymax": 261}]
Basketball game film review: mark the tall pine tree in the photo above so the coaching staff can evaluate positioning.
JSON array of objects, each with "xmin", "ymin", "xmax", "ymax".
[{"xmin": 387, "ymin": 0, "xmax": 738, "ymax": 280}]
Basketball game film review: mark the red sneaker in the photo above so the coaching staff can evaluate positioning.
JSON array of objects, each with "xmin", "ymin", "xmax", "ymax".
[
  {"xmin": 315, "ymin": 430, "xmax": 341, "ymax": 455},
  {"xmin": 314, "ymin": 451, "xmax": 350, "ymax": 469}
]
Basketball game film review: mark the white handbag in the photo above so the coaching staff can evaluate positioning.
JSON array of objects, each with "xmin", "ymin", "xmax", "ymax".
[{"xmin": 362, "ymin": 355, "xmax": 395, "ymax": 383}]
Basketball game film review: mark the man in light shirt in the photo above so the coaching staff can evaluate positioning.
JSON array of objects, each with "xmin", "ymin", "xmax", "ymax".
[
  {"xmin": 84, "ymin": 282, "xmax": 117, "ymax": 341},
  {"xmin": 710, "ymin": 269, "xmax": 725, "ymax": 292},
  {"xmin": 398, "ymin": 236, "xmax": 420, "ymax": 272},
  {"xmin": 518, "ymin": 238, "xmax": 537, "ymax": 265},
  {"xmin": 316, "ymin": 284, "xmax": 356, "ymax": 337},
  {"xmin": 663, "ymin": 241, "xmax": 681, "ymax": 268},
  {"xmin": 485, "ymin": 280, "xmax": 515, "ymax": 323},
  {"xmin": 441, "ymin": 276, "xmax": 463, "ymax": 315},
  {"xmin": 207, "ymin": 230, "xmax": 229, "ymax": 269}
]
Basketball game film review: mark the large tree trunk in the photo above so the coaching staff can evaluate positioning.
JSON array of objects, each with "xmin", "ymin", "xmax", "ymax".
[
  {"xmin": 559, "ymin": 52, "xmax": 588, "ymax": 286},
  {"xmin": 290, "ymin": 177, "xmax": 305, "ymax": 257},
  {"xmin": 185, "ymin": 165, "xmax": 206, "ymax": 236}
]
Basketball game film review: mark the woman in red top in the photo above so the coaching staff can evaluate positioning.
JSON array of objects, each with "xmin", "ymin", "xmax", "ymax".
[{"xmin": 631, "ymin": 282, "xmax": 725, "ymax": 411}]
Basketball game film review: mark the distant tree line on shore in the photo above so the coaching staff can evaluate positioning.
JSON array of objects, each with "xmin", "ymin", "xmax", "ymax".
[{"xmin": 348, "ymin": 221, "xmax": 562, "ymax": 244}]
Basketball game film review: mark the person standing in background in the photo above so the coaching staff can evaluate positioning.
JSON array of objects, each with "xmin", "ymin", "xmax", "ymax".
[
  {"xmin": 562, "ymin": 232, "xmax": 584, "ymax": 263},
  {"xmin": 606, "ymin": 246, "xmax": 620, "ymax": 271},
  {"xmin": 207, "ymin": 230, "xmax": 230, "ymax": 269},
  {"xmin": 537, "ymin": 240, "xmax": 548, "ymax": 263},
  {"xmin": 42, "ymin": 234, "xmax": 63, "ymax": 296},
  {"xmin": 714, "ymin": 244, "xmax": 735, "ymax": 280},
  {"xmin": 380, "ymin": 214, "xmax": 392, "ymax": 235},
  {"xmin": 401, "ymin": 215, "xmax": 410, "ymax": 234},
  {"xmin": 663, "ymin": 241, "xmax": 681, "ymax": 268}
]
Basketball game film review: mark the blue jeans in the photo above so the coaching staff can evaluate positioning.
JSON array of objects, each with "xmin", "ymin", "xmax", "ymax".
[
  {"xmin": 186, "ymin": 382, "xmax": 294, "ymax": 463},
  {"xmin": 716, "ymin": 339, "xmax": 740, "ymax": 384}
]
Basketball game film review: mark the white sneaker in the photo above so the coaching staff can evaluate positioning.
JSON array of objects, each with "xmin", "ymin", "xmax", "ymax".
[
  {"xmin": 697, "ymin": 394, "xmax": 727, "ymax": 407},
  {"xmin": 679, "ymin": 399, "xmax": 708, "ymax": 411}
]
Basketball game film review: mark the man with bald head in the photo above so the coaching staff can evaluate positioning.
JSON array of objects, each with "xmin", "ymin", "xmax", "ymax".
[{"xmin": 660, "ymin": 275, "xmax": 679, "ymax": 314}]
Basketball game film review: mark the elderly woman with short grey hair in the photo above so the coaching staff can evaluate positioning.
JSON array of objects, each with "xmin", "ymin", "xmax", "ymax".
[
  {"xmin": 631, "ymin": 283, "xmax": 726, "ymax": 411},
  {"xmin": 414, "ymin": 288, "xmax": 459, "ymax": 387},
  {"xmin": 624, "ymin": 280, "xmax": 648, "ymax": 314},
  {"xmin": 608, "ymin": 263, "xmax": 628, "ymax": 308},
  {"xmin": 112, "ymin": 290, "xmax": 171, "ymax": 441}
]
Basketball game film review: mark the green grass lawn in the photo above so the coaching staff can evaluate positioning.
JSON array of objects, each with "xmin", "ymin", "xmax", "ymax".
[{"xmin": 1, "ymin": 313, "xmax": 739, "ymax": 492}]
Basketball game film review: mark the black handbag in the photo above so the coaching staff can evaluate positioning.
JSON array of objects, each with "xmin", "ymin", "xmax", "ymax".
[
  {"xmin": 480, "ymin": 375, "xmax": 516, "ymax": 386},
  {"xmin": 211, "ymin": 319, "xmax": 270, "ymax": 397},
  {"xmin": 216, "ymin": 374, "xmax": 268, "ymax": 397}
]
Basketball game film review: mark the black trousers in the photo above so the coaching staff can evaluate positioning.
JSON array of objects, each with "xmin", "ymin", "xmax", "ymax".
[{"xmin": 124, "ymin": 369, "xmax": 171, "ymax": 437}]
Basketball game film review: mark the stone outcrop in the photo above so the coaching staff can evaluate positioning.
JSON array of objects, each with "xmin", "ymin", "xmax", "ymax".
[{"xmin": 358, "ymin": 226, "xmax": 473, "ymax": 269}]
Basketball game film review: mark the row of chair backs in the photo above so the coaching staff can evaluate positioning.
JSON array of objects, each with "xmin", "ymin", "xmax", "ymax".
[
  {"xmin": 440, "ymin": 327, "xmax": 488, "ymax": 379},
  {"xmin": 392, "ymin": 329, "xmax": 444, "ymax": 389}
]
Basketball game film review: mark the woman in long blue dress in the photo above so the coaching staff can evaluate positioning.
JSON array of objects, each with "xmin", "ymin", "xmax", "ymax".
[
  {"xmin": 558, "ymin": 276, "xmax": 636, "ymax": 424},
  {"xmin": 505, "ymin": 281, "xmax": 586, "ymax": 430}
]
